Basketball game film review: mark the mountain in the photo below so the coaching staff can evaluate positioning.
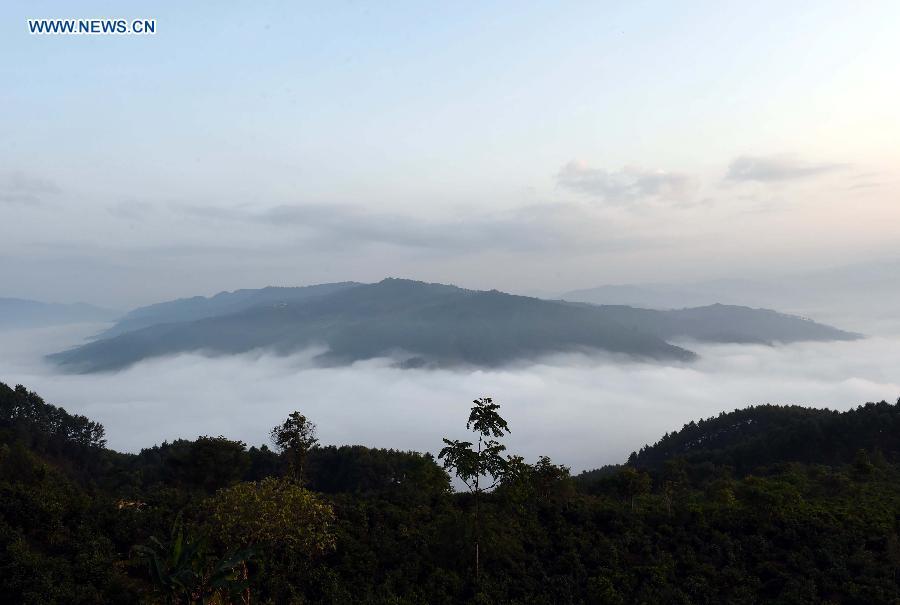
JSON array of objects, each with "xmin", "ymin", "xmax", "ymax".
[
  {"xmin": 624, "ymin": 399, "xmax": 900, "ymax": 473},
  {"xmin": 575, "ymin": 398, "xmax": 900, "ymax": 482},
  {"xmin": 562, "ymin": 282, "xmax": 754, "ymax": 310},
  {"xmin": 48, "ymin": 279, "xmax": 858, "ymax": 373},
  {"xmin": 95, "ymin": 281, "xmax": 361, "ymax": 339},
  {"xmin": 561, "ymin": 260, "xmax": 900, "ymax": 333},
  {"xmin": 49, "ymin": 279, "xmax": 694, "ymax": 371},
  {"xmin": 0, "ymin": 297, "xmax": 118, "ymax": 330},
  {"xmin": 587, "ymin": 303, "xmax": 859, "ymax": 344}
]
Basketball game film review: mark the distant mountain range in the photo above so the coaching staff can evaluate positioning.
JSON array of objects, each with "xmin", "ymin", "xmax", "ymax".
[
  {"xmin": 561, "ymin": 260, "xmax": 900, "ymax": 330},
  {"xmin": 47, "ymin": 278, "xmax": 859, "ymax": 373},
  {"xmin": 0, "ymin": 298, "xmax": 118, "ymax": 330}
]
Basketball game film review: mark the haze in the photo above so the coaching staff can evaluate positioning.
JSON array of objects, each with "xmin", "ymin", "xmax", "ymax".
[{"xmin": 1, "ymin": 2, "xmax": 899, "ymax": 308}]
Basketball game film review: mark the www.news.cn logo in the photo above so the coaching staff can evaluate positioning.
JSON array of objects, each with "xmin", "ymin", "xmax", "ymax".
[{"xmin": 28, "ymin": 18, "xmax": 156, "ymax": 35}]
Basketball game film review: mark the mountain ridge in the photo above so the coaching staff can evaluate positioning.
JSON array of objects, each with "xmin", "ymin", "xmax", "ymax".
[
  {"xmin": 561, "ymin": 261, "xmax": 900, "ymax": 324},
  {"xmin": 94, "ymin": 281, "xmax": 362, "ymax": 339},
  {"xmin": 48, "ymin": 278, "xmax": 859, "ymax": 372}
]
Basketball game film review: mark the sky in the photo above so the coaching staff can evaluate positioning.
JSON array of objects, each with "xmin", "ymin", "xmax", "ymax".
[{"xmin": 1, "ymin": 1, "xmax": 899, "ymax": 308}]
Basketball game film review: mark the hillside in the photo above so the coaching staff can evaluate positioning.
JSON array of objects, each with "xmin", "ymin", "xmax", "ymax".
[
  {"xmin": 4, "ymin": 382, "xmax": 900, "ymax": 603},
  {"xmin": 625, "ymin": 401, "xmax": 900, "ymax": 472},
  {"xmin": 48, "ymin": 278, "xmax": 858, "ymax": 372}
]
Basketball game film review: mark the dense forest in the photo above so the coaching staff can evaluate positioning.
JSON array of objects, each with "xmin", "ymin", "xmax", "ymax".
[{"xmin": 3, "ymin": 380, "xmax": 900, "ymax": 604}]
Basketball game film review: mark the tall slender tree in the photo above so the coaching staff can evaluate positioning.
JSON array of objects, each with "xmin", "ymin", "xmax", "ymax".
[{"xmin": 439, "ymin": 397, "xmax": 510, "ymax": 584}]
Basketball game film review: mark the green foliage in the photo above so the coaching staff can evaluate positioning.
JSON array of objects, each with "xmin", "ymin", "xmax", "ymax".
[
  {"xmin": 0, "ymin": 433, "xmax": 136, "ymax": 604},
  {"xmin": 616, "ymin": 466, "xmax": 652, "ymax": 510},
  {"xmin": 625, "ymin": 400, "xmax": 900, "ymax": 472},
  {"xmin": 0, "ymin": 382, "xmax": 106, "ymax": 455},
  {"xmin": 132, "ymin": 514, "xmax": 252, "ymax": 604},
  {"xmin": 5, "ymin": 382, "xmax": 900, "ymax": 604},
  {"xmin": 202, "ymin": 477, "xmax": 336, "ymax": 603},
  {"xmin": 206, "ymin": 477, "xmax": 335, "ymax": 556},
  {"xmin": 127, "ymin": 440, "xmax": 279, "ymax": 497},
  {"xmin": 306, "ymin": 445, "xmax": 450, "ymax": 497},
  {"xmin": 439, "ymin": 397, "xmax": 511, "ymax": 493},
  {"xmin": 270, "ymin": 411, "xmax": 318, "ymax": 482},
  {"xmin": 439, "ymin": 397, "xmax": 515, "ymax": 583},
  {"xmin": 498, "ymin": 455, "xmax": 574, "ymax": 508}
]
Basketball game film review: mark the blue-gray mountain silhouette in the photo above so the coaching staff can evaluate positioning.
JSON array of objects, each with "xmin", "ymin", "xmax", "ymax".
[{"xmin": 49, "ymin": 278, "xmax": 859, "ymax": 372}]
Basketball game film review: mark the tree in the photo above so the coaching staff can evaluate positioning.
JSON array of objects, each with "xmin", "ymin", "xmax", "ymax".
[
  {"xmin": 439, "ymin": 397, "xmax": 511, "ymax": 583},
  {"xmin": 497, "ymin": 454, "xmax": 572, "ymax": 514},
  {"xmin": 617, "ymin": 467, "xmax": 651, "ymax": 511},
  {"xmin": 270, "ymin": 412, "xmax": 318, "ymax": 482},
  {"xmin": 662, "ymin": 458, "xmax": 688, "ymax": 514},
  {"xmin": 206, "ymin": 477, "xmax": 336, "ymax": 603},
  {"xmin": 206, "ymin": 477, "xmax": 335, "ymax": 555},
  {"xmin": 853, "ymin": 448, "xmax": 874, "ymax": 478},
  {"xmin": 165, "ymin": 436, "xmax": 250, "ymax": 492}
]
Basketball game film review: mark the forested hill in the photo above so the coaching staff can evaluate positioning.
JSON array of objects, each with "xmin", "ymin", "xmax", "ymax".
[
  {"xmin": 48, "ymin": 278, "xmax": 857, "ymax": 372},
  {"xmin": 625, "ymin": 402, "xmax": 900, "ymax": 472},
  {"xmin": 577, "ymin": 400, "xmax": 900, "ymax": 481},
  {"xmin": 4, "ymin": 381, "xmax": 900, "ymax": 603}
]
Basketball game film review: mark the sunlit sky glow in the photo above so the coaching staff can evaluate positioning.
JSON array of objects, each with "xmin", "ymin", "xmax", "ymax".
[{"xmin": 1, "ymin": 1, "xmax": 898, "ymax": 307}]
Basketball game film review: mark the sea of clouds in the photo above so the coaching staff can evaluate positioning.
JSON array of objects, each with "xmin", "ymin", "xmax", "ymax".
[{"xmin": 1, "ymin": 323, "xmax": 898, "ymax": 474}]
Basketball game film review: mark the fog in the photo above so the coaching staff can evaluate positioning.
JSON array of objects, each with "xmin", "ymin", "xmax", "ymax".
[{"xmin": 1, "ymin": 323, "xmax": 897, "ymax": 474}]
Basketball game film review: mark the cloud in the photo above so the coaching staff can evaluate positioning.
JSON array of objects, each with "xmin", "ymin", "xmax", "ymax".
[
  {"xmin": 0, "ymin": 171, "xmax": 61, "ymax": 205},
  {"xmin": 233, "ymin": 201, "xmax": 648, "ymax": 254},
  {"xmin": 726, "ymin": 155, "xmax": 846, "ymax": 183},
  {"xmin": 557, "ymin": 161, "xmax": 695, "ymax": 203},
  {"xmin": 1, "ymin": 324, "xmax": 898, "ymax": 474}
]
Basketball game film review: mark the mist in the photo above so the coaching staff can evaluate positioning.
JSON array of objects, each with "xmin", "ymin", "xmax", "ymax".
[{"xmin": 1, "ymin": 323, "xmax": 897, "ymax": 474}]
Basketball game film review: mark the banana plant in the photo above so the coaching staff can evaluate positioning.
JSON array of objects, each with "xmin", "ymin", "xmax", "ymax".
[{"xmin": 133, "ymin": 514, "xmax": 254, "ymax": 604}]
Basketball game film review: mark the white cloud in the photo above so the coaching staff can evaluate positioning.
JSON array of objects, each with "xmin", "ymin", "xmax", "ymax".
[
  {"xmin": 1, "ymin": 324, "xmax": 897, "ymax": 474},
  {"xmin": 557, "ymin": 161, "xmax": 696, "ymax": 203}
]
